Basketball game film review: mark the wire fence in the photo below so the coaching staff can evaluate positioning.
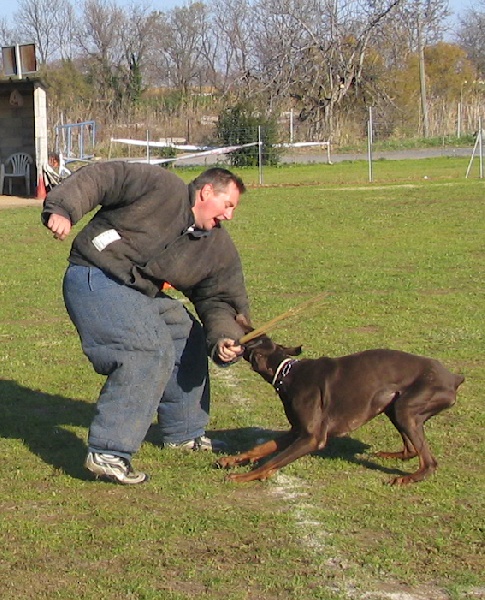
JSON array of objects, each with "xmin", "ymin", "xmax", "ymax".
[{"xmin": 106, "ymin": 112, "xmax": 485, "ymax": 185}]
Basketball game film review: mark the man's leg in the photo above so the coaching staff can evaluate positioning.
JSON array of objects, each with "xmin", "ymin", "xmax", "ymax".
[
  {"xmin": 155, "ymin": 298, "xmax": 210, "ymax": 444},
  {"xmin": 63, "ymin": 265, "xmax": 176, "ymax": 466}
]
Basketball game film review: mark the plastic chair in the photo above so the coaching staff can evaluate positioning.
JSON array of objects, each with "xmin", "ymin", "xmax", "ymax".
[{"xmin": 1, "ymin": 153, "xmax": 33, "ymax": 196}]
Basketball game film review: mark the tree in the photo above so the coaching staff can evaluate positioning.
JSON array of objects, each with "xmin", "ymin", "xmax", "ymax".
[
  {"xmin": 245, "ymin": 0, "xmax": 406, "ymax": 138},
  {"xmin": 15, "ymin": 0, "xmax": 74, "ymax": 64},
  {"xmin": 424, "ymin": 42, "xmax": 475, "ymax": 102},
  {"xmin": 119, "ymin": 2, "xmax": 159, "ymax": 107},
  {"xmin": 383, "ymin": 0, "xmax": 450, "ymax": 136},
  {"xmin": 41, "ymin": 58, "xmax": 95, "ymax": 122},
  {"xmin": 379, "ymin": 41, "xmax": 475, "ymax": 138},
  {"xmin": 149, "ymin": 3, "xmax": 208, "ymax": 95},
  {"xmin": 75, "ymin": 0, "xmax": 131, "ymax": 120},
  {"xmin": 0, "ymin": 17, "xmax": 16, "ymax": 48},
  {"xmin": 55, "ymin": 2, "xmax": 78, "ymax": 61},
  {"xmin": 456, "ymin": 2, "xmax": 485, "ymax": 79},
  {"xmin": 205, "ymin": 0, "xmax": 256, "ymax": 93}
]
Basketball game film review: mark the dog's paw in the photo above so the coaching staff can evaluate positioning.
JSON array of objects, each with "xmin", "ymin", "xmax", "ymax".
[
  {"xmin": 217, "ymin": 456, "xmax": 244, "ymax": 469},
  {"xmin": 388, "ymin": 474, "xmax": 418, "ymax": 485}
]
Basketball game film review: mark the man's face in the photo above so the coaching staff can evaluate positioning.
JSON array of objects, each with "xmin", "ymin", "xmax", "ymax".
[{"xmin": 192, "ymin": 181, "xmax": 240, "ymax": 230}]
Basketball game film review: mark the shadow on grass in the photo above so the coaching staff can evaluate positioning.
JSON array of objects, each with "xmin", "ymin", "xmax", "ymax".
[
  {"xmin": 0, "ymin": 379, "xmax": 93, "ymax": 480},
  {"xmin": 0, "ymin": 381, "xmax": 408, "ymax": 482},
  {"xmin": 208, "ymin": 426, "xmax": 408, "ymax": 477}
]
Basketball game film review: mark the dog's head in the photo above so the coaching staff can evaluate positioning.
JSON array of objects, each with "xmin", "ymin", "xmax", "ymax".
[{"xmin": 236, "ymin": 314, "xmax": 302, "ymax": 382}]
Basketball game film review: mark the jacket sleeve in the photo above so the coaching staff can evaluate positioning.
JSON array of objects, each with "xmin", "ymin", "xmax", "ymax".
[
  {"xmin": 186, "ymin": 231, "xmax": 251, "ymax": 353},
  {"xmin": 41, "ymin": 161, "xmax": 131, "ymax": 225},
  {"xmin": 40, "ymin": 161, "xmax": 183, "ymax": 226}
]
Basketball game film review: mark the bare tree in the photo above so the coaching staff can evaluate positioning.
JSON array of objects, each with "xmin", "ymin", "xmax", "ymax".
[
  {"xmin": 206, "ymin": 0, "xmax": 257, "ymax": 93},
  {"xmin": 143, "ymin": 11, "xmax": 172, "ymax": 88},
  {"xmin": 0, "ymin": 17, "xmax": 17, "ymax": 48},
  {"xmin": 148, "ymin": 3, "xmax": 208, "ymax": 95},
  {"xmin": 456, "ymin": 1, "xmax": 485, "ymax": 79},
  {"xmin": 390, "ymin": 0, "xmax": 449, "ymax": 51},
  {"xmin": 396, "ymin": 0, "xmax": 449, "ymax": 136},
  {"xmin": 55, "ymin": 2, "xmax": 78, "ymax": 60},
  {"xmin": 15, "ymin": 0, "xmax": 70, "ymax": 64},
  {"xmin": 240, "ymin": 0, "xmax": 405, "ymax": 137},
  {"xmin": 75, "ymin": 0, "xmax": 127, "ymax": 120},
  {"xmin": 118, "ymin": 2, "xmax": 160, "ymax": 107},
  {"xmin": 76, "ymin": 0, "xmax": 125, "ymax": 66}
]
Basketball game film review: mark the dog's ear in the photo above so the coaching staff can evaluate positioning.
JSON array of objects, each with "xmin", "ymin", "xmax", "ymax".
[
  {"xmin": 235, "ymin": 313, "xmax": 253, "ymax": 334},
  {"xmin": 284, "ymin": 345, "xmax": 302, "ymax": 356}
]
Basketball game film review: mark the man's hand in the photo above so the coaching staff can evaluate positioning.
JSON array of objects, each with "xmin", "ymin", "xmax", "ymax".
[
  {"xmin": 216, "ymin": 338, "xmax": 243, "ymax": 363},
  {"xmin": 47, "ymin": 214, "xmax": 72, "ymax": 240}
]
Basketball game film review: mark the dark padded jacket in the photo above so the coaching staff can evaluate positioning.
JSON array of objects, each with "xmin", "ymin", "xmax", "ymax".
[{"xmin": 41, "ymin": 161, "xmax": 250, "ymax": 351}]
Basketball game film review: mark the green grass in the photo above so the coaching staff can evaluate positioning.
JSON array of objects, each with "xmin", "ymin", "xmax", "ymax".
[
  {"xmin": 336, "ymin": 134, "xmax": 476, "ymax": 153},
  {"xmin": 0, "ymin": 159, "xmax": 484, "ymax": 599},
  {"xmin": 174, "ymin": 153, "xmax": 478, "ymax": 186}
]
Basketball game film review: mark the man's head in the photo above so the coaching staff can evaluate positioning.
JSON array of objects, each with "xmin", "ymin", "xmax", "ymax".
[
  {"xmin": 48, "ymin": 152, "xmax": 60, "ymax": 168},
  {"xmin": 191, "ymin": 168, "xmax": 246, "ymax": 230}
]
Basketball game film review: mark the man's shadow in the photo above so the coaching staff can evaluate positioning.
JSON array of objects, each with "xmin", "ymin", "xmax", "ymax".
[
  {"xmin": 0, "ymin": 379, "xmax": 94, "ymax": 480},
  {"xmin": 0, "ymin": 381, "xmax": 408, "ymax": 481}
]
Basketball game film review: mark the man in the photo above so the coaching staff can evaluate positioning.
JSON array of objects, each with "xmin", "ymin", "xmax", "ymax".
[
  {"xmin": 48, "ymin": 152, "xmax": 71, "ymax": 177},
  {"xmin": 42, "ymin": 162, "xmax": 249, "ymax": 485}
]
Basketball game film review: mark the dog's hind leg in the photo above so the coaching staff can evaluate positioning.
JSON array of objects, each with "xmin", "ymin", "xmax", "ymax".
[
  {"xmin": 375, "ymin": 401, "xmax": 418, "ymax": 461},
  {"xmin": 383, "ymin": 387, "xmax": 456, "ymax": 485},
  {"xmin": 388, "ymin": 425, "xmax": 437, "ymax": 485}
]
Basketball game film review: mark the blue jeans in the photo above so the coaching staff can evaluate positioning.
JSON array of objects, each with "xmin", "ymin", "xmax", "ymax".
[{"xmin": 63, "ymin": 265, "xmax": 209, "ymax": 458}]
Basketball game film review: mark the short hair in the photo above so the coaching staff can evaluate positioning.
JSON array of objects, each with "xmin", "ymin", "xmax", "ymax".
[{"xmin": 191, "ymin": 167, "xmax": 246, "ymax": 195}]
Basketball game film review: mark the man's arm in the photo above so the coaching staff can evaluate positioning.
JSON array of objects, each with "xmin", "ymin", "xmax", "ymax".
[
  {"xmin": 41, "ymin": 161, "xmax": 144, "ymax": 227},
  {"xmin": 188, "ymin": 236, "xmax": 251, "ymax": 360}
]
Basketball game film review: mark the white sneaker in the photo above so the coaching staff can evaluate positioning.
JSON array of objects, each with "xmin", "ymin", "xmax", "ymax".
[
  {"xmin": 85, "ymin": 452, "xmax": 148, "ymax": 485},
  {"xmin": 163, "ymin": 435, "xmax": 227, "ymax": 453}
]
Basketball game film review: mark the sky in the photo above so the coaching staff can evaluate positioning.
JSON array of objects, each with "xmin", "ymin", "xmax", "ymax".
[
  {"xmin": 0, "ymin": 0, "xmax": 181, "ymax": 22},
  {"xmin": 0, "ymin": 0, "xmax": 471, "ymax": 20},
  {"xmin": 0, "ymin": 0, "xmax": 471, "ymax": 32}
]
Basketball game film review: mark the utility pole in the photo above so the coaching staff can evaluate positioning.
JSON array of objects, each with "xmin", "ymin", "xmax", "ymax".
[{"xmin": 417, "ymin": 11, "xmax": 429, "ymax": 138}]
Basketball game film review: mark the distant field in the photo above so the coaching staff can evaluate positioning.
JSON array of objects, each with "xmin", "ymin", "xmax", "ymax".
[
  {"xmin": 175, "ymin": 152, "xmax": 476, "ymax": 186},
  {"xmin": 0, "ymin": 160, "xmax": 483, "ymax": 600}
]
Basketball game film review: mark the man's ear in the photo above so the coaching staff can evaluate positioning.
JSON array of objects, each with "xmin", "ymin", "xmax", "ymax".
[{"xmin": 200, "ymin": 183, "xmax": 213, "ymax": 201}]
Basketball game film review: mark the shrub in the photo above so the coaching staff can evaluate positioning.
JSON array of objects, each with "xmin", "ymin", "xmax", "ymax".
[{"xmin": 216, "ymin": 103, "xmax": 281, "ymax": 166}]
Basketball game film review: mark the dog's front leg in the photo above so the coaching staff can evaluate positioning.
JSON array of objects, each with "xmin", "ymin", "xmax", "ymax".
[
  {"xmin": 226, "ymin": 435, "xmax": 321, "ymax": 482},
  {"xmin": 217, "ymin": 431, "xmax": 296, "ymax": 469}
]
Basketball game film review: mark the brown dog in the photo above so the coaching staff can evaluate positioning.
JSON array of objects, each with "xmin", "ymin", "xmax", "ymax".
[{"xmin": 218, "ymin": 317, "xmax": 464, "ymax": 484}]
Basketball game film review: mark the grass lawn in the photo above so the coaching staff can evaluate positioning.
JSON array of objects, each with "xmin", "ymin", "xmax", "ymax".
[{"xmin": 0, "ymin": 157, "xmax": 483, "ymax": 599}]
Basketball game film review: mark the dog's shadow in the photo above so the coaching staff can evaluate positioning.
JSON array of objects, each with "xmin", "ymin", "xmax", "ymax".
[
  {"xmin": 0, "ymin": 381, "xmax": 408, "ymax": 482},
  {"xmin": 211, "ymin": 427, "xmax": 409, "ymax": 478},
  {"xmin": 0, "ymin": 379, "xmax": 94, "ymax": 480}
]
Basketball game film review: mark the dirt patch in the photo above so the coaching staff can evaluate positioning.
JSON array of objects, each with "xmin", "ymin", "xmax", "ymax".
[{"xmin": 0, "ymin": 195, "xmax": 42, "ymax": 208}]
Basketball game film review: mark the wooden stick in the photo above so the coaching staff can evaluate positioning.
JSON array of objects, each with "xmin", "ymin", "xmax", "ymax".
[{"xmin": 239, "ymin": 292, "xmax": 329, "ymax": 345}]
